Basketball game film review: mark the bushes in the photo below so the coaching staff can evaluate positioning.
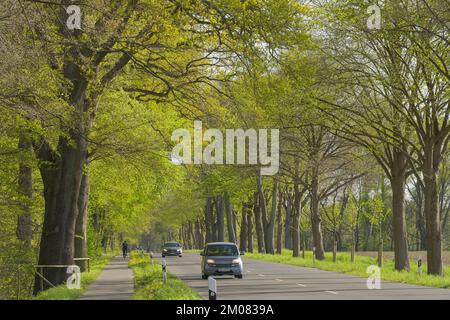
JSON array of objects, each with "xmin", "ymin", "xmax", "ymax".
[{"xmin": 129, "ymin": 251, "xmax": 200, "ymax": 300}]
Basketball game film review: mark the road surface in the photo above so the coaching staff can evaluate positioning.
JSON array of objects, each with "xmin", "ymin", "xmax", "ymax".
[
  {"xmin": 79, "ymin": 256, "xmax": 133, "ymax": 300},
  {"xmin": 155, "ymin": 253, "xmax": 450, "ymax": 300}
]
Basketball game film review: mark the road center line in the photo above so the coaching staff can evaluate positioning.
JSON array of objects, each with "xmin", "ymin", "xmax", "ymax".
[
  {"xmin": 275, "ymin": 278, "xmax": 283, "ymax": 281},
  {"xmin": 258, "ymin": 274, "xmax": 265, "ymax": 277},
  {"xmin": 297, "ymin": 283, "xmax": 306, "ymax": 287},
  {"xmin": 325, "ymin": 290, "xmax": 338, "ymax": 294}
]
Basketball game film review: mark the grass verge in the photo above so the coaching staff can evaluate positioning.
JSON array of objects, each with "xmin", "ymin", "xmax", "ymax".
[
  {"xmin": 246, "ymin": 249, "xmax": 450, "ymax": 289},
  {"xmin": 33, "ymin": 253, "xmax": 115, "ymax": 300},
  {"xmin": 129, "ymin": 251, "xmax": 201, "ymax": 300}
]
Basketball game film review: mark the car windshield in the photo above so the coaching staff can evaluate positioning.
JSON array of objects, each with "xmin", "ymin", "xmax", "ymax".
[
  {"xmin": 206, "ymin": 244, "xmax": 238, "ymax": 256},
  {"xmin": 164, "ymin": 242, "xmax": 180, "ymax": 247}
]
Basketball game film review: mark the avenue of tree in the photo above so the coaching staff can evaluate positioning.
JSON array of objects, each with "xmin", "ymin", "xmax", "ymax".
[{"xmin": 0, "ymin": 0, "xmax": 448, "ymax": 298}]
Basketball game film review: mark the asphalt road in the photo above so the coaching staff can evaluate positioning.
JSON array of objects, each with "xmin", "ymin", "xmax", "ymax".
[{"xmin": 155, "ymin": 253, "xmax": 450, "ymax": 300}]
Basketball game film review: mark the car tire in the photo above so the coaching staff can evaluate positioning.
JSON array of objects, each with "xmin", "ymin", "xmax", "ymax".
[
  {"xmin": 202, "ymin": 274, "xmax": 208, "ymax": 280},
  {"xmin": 162, "ymin": 255, "xmax": 165, "ymax": 258},
  {"xmin": 235, "ymin": 275, "xmax": 243, "ymax": 279},
  {"xmin": 178, "ymin": 255, "xmax": 182, "ymax": 257}
]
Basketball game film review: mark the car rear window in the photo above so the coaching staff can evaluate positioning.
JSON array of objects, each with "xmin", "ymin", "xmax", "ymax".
[{"xmin": 206, "ymin": 244, "xmax": 238, "ymax": 256}]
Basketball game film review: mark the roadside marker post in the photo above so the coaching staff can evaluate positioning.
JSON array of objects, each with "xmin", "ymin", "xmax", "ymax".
[
  {"xmin": 312, "ymin": 247, "xmax": 316, "ymax": 264},
  {"xmin": 208, "ymin": 276, "xmax": 217, "ymax": 300},
  {"xmin": 150, "ymin": 252, "xmax": 154, "ymax": 268},
  {"xmin": 162, "ymin": 260, "xmax": 167, "ymax": 284},
  {"xmin": 418, "ymin": 258, "xmax": 422, "ymax": 276}
]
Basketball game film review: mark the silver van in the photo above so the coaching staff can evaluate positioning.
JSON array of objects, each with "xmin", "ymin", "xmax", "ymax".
[{"xmin": 200, "ymin": 242, "xmax": 244, "ymax": 279}]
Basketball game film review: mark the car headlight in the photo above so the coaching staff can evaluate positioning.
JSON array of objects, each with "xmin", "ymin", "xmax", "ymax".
[
  {"xmin": 207, "ymin": 259, "xmax": 215, "ymax": 264},
  {"xmin": 232, "ymin": 258, "xmax": 241, "ymax": 264},
  {"xmin": 177, "ymin": 249, "xmax": 181, "ymax": 252},
  {"xmin": 163, "ymin": 249, "xmax": 167, "ymax": 252}
]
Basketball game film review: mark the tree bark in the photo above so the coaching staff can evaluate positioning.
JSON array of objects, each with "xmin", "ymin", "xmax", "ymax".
[
  {"xmin": 390, "ymin": 149, "xmax": 410, "ymax": 271},
  {"xmin": 253, "ymin": 191, "xmax": 265, "ymax": 253},
  {"xmin": 205, "ymin": 197, "xmax": 214, "ymax": 243},
  {"xmin": 423, "ymin": 144, "xmax": 443, "ymax": 275},
  {"xmin": 310, "ymin": 166, "xmax": 325, "ymax": 260},
  {"xmin": 276, "ymin": 191, "xmax": 283, "ymax": 254},
  {"xmin": 292, "ymin": 179, "xmax": 302, "ymax": 257},
  {"xmin": 257, "ymin": 172, "xmax": 270, "ymax": 253},
  {"xmin": 195, "ymin": 220, "xmax": 203, "ymax": 249},
  {"xmin": 216, "ymin": 195, "xmax": 225, "ymax": 242},
  {"xmin": 264, "ymin": 178, "xmax": 278, "ymax": 254},
  {"xmin": 33, "ymin": 129, "xmax": 88, "ymax": 294},
  {"xmin": 16, "ymin": 135, "xmax": 33, "ymax": 248},
  {"xmin": 247, "ymin": 211, "xmax": 254, "ymax": 253},
  {"xmin": 233, "ymin": 210, "xmax": 238, "ymax": 244},
  {"xmin": 224, "ymin": 192, "xmax": 236, "ymax": 243},
  {"xmin": 283, "ymin": 191, "xmax": 292, "ymax": 249},
  {"xmin": 239, "ymin": 206, "xmax": 248, "ymax": 252},
  {"xmin": 74, "ymin": 163, "xmax": 89, "ymax": 272}
]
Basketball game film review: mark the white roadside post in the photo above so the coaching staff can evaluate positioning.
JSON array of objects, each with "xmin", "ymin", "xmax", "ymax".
[
  {"xmin": 162, "ymin": 260, "xmax": 167, "ymax": 284},
  {"xmin": 208, "ymin": 276, "xmax": 217, "ymax": 300},
  {"xmin": 312, "ymin": 247, "xmax": 316, "ymax": 264}
]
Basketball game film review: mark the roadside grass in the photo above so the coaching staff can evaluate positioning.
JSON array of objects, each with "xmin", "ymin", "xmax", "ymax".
[
  {"xmin": 246, "ymin": 250, "xmax": 450, "ymax": 289},
  {"xmin": 129, "ymin": 251, "xmax": 201, "ymax": 300},
  {"xmin": 33, "ymin": 253, "xmax": 115, "ymax": 300}
]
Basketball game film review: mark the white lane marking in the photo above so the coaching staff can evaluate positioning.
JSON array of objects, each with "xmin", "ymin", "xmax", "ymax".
[
  {"xmin": 258, "ymin": 274, "xmax": 265, "ymax": 277},
  {"xmin": 297, "ymin": 283, "xmax": 307, "ymax": 287},
  {"xmin": 325, "ymin": 290, "xmax": 338, "ymax": 294},
  {"xmin": 246, "ymin": 270, "xmax": 252, "ymax": 273},
  {"xmin": 275, "ymin": 278, "xmax": 283, "ymax": 282}
]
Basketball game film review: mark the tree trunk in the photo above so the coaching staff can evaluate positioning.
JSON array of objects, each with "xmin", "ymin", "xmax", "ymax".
[
  {"xmin": 390, "ymin": 149, "xmax": 410, "ymax": 271},
  {"xmin": 284, "ymin": 192, "xmax": 292, "ymax": 249},
  {"xmin": 247, "ymin": 211, "xmax": 254, "ymax": 253},
  {"xmin": 292, "ymin": 213, "xmax": 300, "ymax": 257},
  {"xmin": 33, "ymin": 129, "xmax": 88, "ymax": 294},
  {"xmin": 232, "ymin": 210, "xmax": 238, "ymax": 245},
  {"xmin": 413, "ymin": 179, "xmax": 427, "ymax": 250},
  {"xmin": 205, "ymin": 197, "xmax": 214, "ymax": 243},
  {"xmin": 257, "ymin": 173, "xmax": 270, "ymax": 253},
  {"xmin": 74, "ymin": 164, "xmax": 89, "ymax": 272},
  {"xmin": 351, "ymin": 240, "xmax": 355, "ymax": 263},
  {"xmin": 276, "ymin": 191, "xmax": 283, "ymax": 255},
  {"xmin": 423, "ymin": 145, "xmax": 443, "ymax": 275},
  {"xmin": 16, "ymin": 135, "xmax": 33, "ymax": 248},
  {"xmin": 195, "ymin": 220, "xmax": 204, "ymax": 249},
  {"xmin": 239, "ymin": 206, "xmax": 248, "ymax": 252},
  {"xmin": 224, "ymin": 192, "xmax": 236, "ymax": 243},
  {"xmin": 310, "ymin": 167, "xmax": 325, "ymax": 260},
  {"xmin": 332, "ymin": 239, "xmax": 337, "ymax": 263},
  {"xmin": 253, "ymin": 191, "xmax": 265, "ymax": 253},
  {"xmin": 216, "ymin": 195, "xmax": 225, "ymax": 242},
  {"xmin": 377, "ymin": 238, "xmax": 383, "ymax": 267},
  {"xmin": 337, "ymin": 190, "xmax": 349, "ymax": 251},
  {"xmin": 264, "ymin": 178, "xmax": 278, "ymax": 254}
]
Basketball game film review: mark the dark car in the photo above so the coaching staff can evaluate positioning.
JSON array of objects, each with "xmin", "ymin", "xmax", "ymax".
[
  {"xmin": 200, "ymin": 242, "xmax": 243, "ymax": 279},
  {"xmin": 162, "ymin": 241, "xmax": 183, "ymax": 257}
]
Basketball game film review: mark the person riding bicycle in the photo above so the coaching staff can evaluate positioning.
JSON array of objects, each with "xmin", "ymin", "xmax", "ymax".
[{"xmin": 122, "ymin": 241, "xmax": 129, "ymax": 259}]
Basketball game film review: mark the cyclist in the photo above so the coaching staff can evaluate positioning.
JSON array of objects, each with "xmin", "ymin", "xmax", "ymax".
[{"xmin": 122, "ymin": 241, "xmax": 129, "ymax": 259}]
